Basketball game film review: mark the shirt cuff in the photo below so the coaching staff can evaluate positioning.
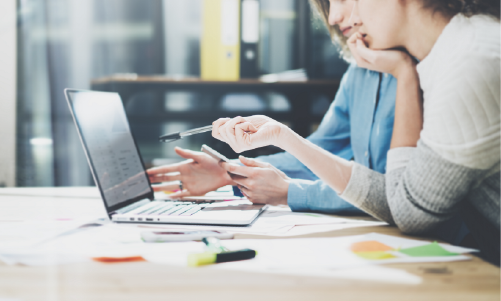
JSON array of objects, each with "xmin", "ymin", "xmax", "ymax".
[
  {"xmin": 386, "ymin": 147, "xmax": 416, "ymax": 172},
  {"xmin": 339, "ymin": 163, "xmax": 371, "ymax": 209},
  {"xmin": 286, "ymin": 179, "xmax": 311, "ymax": 212}
]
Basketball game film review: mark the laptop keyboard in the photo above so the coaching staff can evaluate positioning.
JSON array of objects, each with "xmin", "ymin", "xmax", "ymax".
[{"xmin": 124, "ymin": 200, "xmax": 214, "ymax": 217}]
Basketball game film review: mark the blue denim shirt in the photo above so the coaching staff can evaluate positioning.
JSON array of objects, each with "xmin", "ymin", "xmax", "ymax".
[
  {"xmin": 256, "ymin": 64, "xmax": 396, "ymax": 214},
  {"xmin": 246, "ymin": 63, "xmax": 469, "ymax": 245}
]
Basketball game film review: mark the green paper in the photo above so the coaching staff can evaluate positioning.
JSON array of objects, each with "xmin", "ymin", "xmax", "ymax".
[{"xmin": 399, "ymin": 242, "xmax": 459, "ymax": 257}]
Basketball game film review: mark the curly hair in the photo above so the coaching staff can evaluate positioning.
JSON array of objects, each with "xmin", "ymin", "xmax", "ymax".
[
  {"xmin": 308, "ymin": 0, "xmax": 500, "ymax": 60},
  {"xmin": 308, "ymin": 0, "xmax": 352, "ymax": 61},
  {"xmin": 421, "ymin": 0, "xmax": 500, "ymax": 19}
]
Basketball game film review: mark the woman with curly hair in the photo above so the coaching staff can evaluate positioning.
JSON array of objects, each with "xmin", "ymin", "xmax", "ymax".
[{"xmin": 213, "ymin": 0, "xmax": 500, "ymax": 264}]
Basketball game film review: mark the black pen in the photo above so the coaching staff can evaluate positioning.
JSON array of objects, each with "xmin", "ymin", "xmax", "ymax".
[{"xmin": 159, "ymin": 125, "xmax": 213, "ymax": 143}]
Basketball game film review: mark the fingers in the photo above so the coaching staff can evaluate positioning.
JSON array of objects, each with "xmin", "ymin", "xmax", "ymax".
[
  {"xmin": 221, "ymin": 162, "xmax": 252, "ymax": 177},
  {"xmin": 239, "ymin": 156, "xmax": 270, "ymax": 168},
  {"xmin": 212, "ymin": 118, "xmax": 230, "ymax": 141},
  {"xmin": 237, "ymin": 185, "xmax": 252, "ymax": 200},
  {"xmin": 234, "ymin": 121, "xmax": 258, "ymax": 134},
  {"xmin": 229, "ymin": 172, "xmax": 247, "ymax": 183},
  {"xmin": 167, "ymin": 189, "xmax": 192, "ymax": 199},
  {"xmin": 347, "ymin": 32, "xmax": 359, "ymax": 46},
  {"xmin": 146, "ymin": 164, "xmax": 182, "ymax": 175},
  {"xmin": 149, "ymin": 172, "xmax": 182, "ymax": 183},
  {"xmin": 151, "ymin": 182, "xmax": 182, "ymax": 192},
  {"xmin": 356, "ymin": 39, "xmax": 376, "ymax": 63},
  {"xmin": 347, "ymin": 32, "xmax": 371, "ymax": 68},
  {"xmin": 224, "ymin": 116, "xmax": 247, "ymax": 146},
  {"xmin": 232, "ymin": 122, "xmax": 259, "ymax": 152},
  {"xmin": 146, "ymin": 157, "xmax": 194, "ymax": 176},
  {"xmin": 174, "ymin": 147, "xmax": 202, "ymax": 162},
  {"xmin": 237, "ymin": 185, "xmax": 263, "ymax": 204}
]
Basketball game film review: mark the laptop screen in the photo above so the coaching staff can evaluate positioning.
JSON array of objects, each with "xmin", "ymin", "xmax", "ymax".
[{"xmin": 66, "ymin": 90, "xmax": 152, "ymax": 211}]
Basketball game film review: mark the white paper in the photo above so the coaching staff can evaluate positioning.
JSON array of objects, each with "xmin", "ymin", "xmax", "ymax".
[
  {"xmin": 0, "ymin": 219, "xmax": 106, "ymax": 249},
  {"xmin": 134, "ymin": 220, "xmax": 293, "ymax": 236},
  {"xmin": 258, "ymin": 210, "xmax": 385, "ymax": 226},
  {"xmin": 272, "ymin": 222, "xmax": 386, "ymax": 237},
  {"xmin": 145, "ymin": 233, "xmax": 476, "ymax": 271}
]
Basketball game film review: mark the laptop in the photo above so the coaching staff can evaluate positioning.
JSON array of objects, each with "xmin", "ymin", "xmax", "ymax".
[{"xmin": 64, "ymin": 89, "xmax": 267, "ymax": 226}]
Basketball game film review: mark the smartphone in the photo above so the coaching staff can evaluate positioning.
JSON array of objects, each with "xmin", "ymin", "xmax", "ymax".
[
  {"xmin": 201, "ymin": 144, "xmax": 230, "ymax": 163},
  {"xmin": 141, "ymin": 230, "xmax": 234, "ymax": 243}
]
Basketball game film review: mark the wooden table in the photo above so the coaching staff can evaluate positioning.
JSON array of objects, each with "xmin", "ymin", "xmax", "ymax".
[{"xmin": 0, "ymin": 188, "xmax": 499, "ymax": 301}]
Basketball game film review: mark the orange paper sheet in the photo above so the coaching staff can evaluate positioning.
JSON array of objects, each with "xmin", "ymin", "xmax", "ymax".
[{"xmin": 351, "ymin": 240, "xmax": 393, "ymax": 253}]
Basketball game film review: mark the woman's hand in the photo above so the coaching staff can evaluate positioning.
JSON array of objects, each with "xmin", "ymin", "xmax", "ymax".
[
  {"xmin": 146, "ymin": 147, "xmax": 233, "ymax": 198},
  {"xmin": 348, "ymin": 32, "xmax": 415, "ymax": 79},
  {"xmin": 222, "ymin": 156, "xmax": 290, "ymax": 206},
  {"xmin": 212, "ymin": 115, "xmax": 288, "ymax": 153}
]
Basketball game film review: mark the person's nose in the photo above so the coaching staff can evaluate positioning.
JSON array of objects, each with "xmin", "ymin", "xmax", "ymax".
[
  {"xmin": 348, "ymin": 1, "xmax": 362, "ymax": 27},
  {"xmin": 328, "ymin": 4, "xmax": 343, "ymax": 26}
]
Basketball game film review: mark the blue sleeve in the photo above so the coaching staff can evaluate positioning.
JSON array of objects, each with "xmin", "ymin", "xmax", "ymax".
[
  {"xmin": 287, "ymin": 179, "xmax": 363, "ymax": 214},
  {"xmin": 257, "ymin": 65, "xmax": 363, "ymax": 214},
  {"xmin": 256, "ymin": 65, "xmax": 355, "ymax": 181}
]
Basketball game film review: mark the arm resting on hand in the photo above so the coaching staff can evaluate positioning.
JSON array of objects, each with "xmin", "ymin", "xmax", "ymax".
[{"xmin": 342, "ymin": 140, "xmax": 497, "ymax": 233}]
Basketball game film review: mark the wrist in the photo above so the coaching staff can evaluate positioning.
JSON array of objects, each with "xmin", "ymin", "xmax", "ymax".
[
  {"xmin": 276, "ymin": 125, "xmax": 298, "ymax": 151},
  {"xmin": 392, "ymin": 57, "xmax": 417, "ymax": 80},
  {"xmin": 280, "ymin": 179, "xmax": 290, "ymax": 206}
]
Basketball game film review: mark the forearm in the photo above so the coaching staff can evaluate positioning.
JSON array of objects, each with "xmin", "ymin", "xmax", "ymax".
[
  {"xmin": 390, "ymin": 64, "xmax": 423, "ymax": 148},
  {"xmin": 277, "ymin": 129, "xmax": 354, "ymax": 194},
  {"xmin": 256, "ymin": 152, "xmax": 318, "ymax": 180},
  {"xmin": 287, "ymin": 179, "xmax": 364, "ymax": 214},
  {"xmin": 342, "ymin": 140, "xmax": 487, "ymax": 232}
]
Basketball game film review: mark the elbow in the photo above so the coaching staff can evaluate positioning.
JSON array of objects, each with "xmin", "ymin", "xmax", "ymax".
[{"xmin": 396, "ymin": 220, "xmax": 437, "ymax": 235}]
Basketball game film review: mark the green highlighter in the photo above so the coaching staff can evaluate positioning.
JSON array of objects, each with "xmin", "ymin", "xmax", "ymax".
[{"xmin": 188, "ymin": 237, "xmax": 257, "ymax": 267}]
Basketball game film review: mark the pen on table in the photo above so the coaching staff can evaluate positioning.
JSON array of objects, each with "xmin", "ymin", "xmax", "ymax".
[
  {"xmin": 159, "ymin": 125, "xmax": 213, "ymax": 143},
  {"xmin": 187, "ymin": 237, "xmax": 257, "ymax": 267}
]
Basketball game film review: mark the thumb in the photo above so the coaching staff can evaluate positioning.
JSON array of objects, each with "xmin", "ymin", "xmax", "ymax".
[
  {"xmin": 239, "ymin": 156, "xmax": 268, "ymax": 168},
  {"xmin": 175, "ymin": 147, "xmax": 201, "ymax": 161}
]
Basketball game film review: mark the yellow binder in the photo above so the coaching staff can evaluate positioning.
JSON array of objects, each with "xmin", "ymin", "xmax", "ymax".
[{"xmin": 201, "ymin": 0, "xmax": 240, "ymax": 81}]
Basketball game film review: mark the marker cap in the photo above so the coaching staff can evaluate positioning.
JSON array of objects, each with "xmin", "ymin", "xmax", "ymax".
[{"xmin": 187, "ymin": 252, "xmax": 217, "ymax": 267}]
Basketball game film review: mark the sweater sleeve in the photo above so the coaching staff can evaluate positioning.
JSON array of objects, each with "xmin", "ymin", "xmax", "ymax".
[{"xmin": 341, "ymin": 140, "xmax": 493, "ymax": 234}]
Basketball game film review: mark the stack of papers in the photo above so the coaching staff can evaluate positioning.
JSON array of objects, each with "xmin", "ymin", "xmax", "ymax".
[
  {"xmin": 144, "ymin": 233, "xmax": 477, "ymax": 269},
  {"xmin": 0, "ymin": 218, "xmax": 478, "ymax": 285}
]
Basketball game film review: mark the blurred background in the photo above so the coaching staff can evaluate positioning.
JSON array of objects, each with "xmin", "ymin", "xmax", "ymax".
[{"xmin": 3, "ymin": 0, "xmax": 349, "ymax": 187}]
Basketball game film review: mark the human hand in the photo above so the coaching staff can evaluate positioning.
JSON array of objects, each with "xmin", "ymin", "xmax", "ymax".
[
  {"xmin": 348, "ymin": 32, "xmax": 416, "ymax": 79},
  {"xmin": 221, "ymin": 156, "xmax": 290, "ymax": 205},
  {"xmin": 212, "ymin": 115, "xmax": 288, "ymax": 153},
  {"xmin": 146, "ymin": 147, "xmax": 232, "ymax": 198}
]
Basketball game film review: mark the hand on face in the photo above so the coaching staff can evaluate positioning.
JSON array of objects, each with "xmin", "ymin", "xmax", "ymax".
[
  {"xmin": 146, "ymin": 147, "xmax": 232, "ymax": 198},
  {"xmin": 212, "ymin": 115, "xmax": 286, "ymax": 153},
  {"xmin": 348, "ymin": 31, "xmax": 415, "ymax": 79},
  {"xmin": 222, "ymin": 156, "xmax": 290, "ymax": 206}
]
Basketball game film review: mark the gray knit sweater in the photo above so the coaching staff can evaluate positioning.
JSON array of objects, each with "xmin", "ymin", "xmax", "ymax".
[
  {"xmin": 341, "ymin": 141, "xmax": 500, "ymax": 263},
  {"xmin": 341, "ymin": 15, "xmax": 500, "ymax": 264}
]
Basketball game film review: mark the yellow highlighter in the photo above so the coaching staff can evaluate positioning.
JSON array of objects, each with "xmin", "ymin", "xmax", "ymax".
[{"xmin": 188, "ymin": 237, "xmax": 257, "ymax": 267}]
